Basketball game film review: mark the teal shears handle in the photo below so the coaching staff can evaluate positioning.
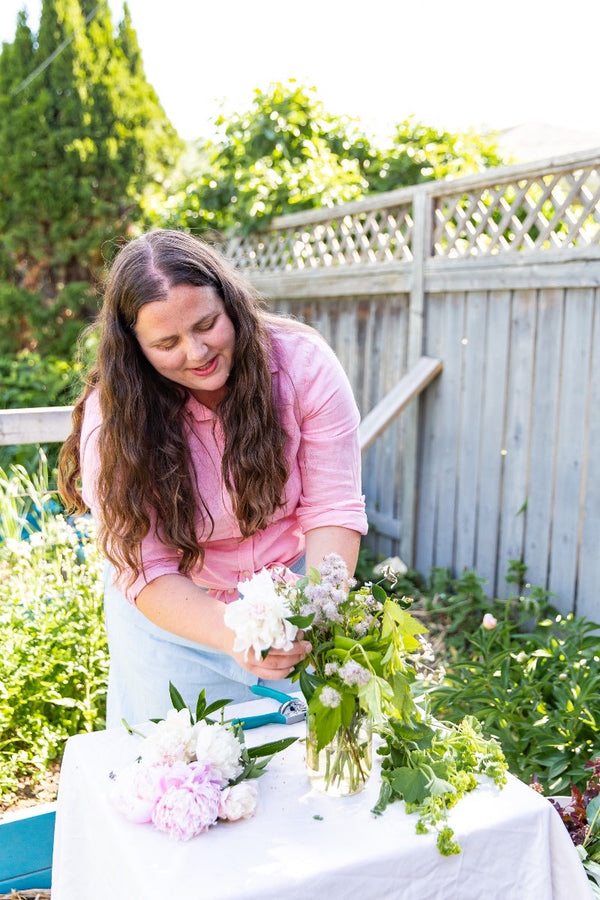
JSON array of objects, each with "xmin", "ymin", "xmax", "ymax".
[
  {"xmin": 250, "ymin": 684, "xmax": 296, "ymax": 704},
  {"xmin": 232, "ymin": 684, "xmax": 300, "ymax": 729},
  {"xmin": 231, "ymin": 711, "xmax": 287, "ymax": 729}
]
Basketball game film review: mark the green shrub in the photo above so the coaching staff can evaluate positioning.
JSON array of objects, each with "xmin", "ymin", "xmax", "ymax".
[
  {"xmin": 356, "ymin": 549, "xmax": 600, "ymax": 794},
  {"xmin": 0, "ymin": 349, "xmax": 82, "ymax": 471},
  {"xmin": 0, "ymin": 456, "xmax": 108, "ymax": 801}
]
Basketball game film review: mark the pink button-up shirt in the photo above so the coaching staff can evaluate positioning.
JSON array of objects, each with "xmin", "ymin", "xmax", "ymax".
[{"xmin": 80, "ymin": 325, "xmax": 367, "ymax": 603}]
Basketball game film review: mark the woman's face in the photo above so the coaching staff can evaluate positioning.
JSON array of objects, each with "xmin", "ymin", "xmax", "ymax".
[{"xmin": 134, "ymin": 284, "xmax": 235, "ymax": 408}]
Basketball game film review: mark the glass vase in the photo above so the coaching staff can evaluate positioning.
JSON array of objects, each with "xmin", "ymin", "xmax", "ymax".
[{"xmin": 305, "ymin": 711, "xmax": 373, "ymax": 796}]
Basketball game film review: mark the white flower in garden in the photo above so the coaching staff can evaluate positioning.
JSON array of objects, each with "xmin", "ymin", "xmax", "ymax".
[
  {"xmin": 224, "ymin": 568, "xmax": 298, "ymax": 661},
  {"xmin": 482, "ymin": 613, "xmax": 498, "ymax": 630},
  {"xmin": 143, "ymin": 708, "xmax": 196, "ymax": 764},
  {"xmin": 320, "ymin": 686, "xmax": 342, "ymax": 708},
  {"xmin": 373, "ymin": 555, "xmax": 408, "ymax": 577},
  {"xmin": 193, "ymin": 721, "xmax": 243, "ymax": 786},
  {"xmin": 219, "ymin": 781, "xmax": 258, "ymax": 821}
]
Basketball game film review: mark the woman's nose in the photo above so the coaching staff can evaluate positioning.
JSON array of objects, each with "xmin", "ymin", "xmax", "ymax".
[{"xmin": 184, "ymin": 333, "xmax": 207, "ymax": 359}]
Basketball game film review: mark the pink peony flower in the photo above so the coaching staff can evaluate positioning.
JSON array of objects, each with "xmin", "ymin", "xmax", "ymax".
[
  {"xmin": 109, "ymin": 759, "xmax": 169, "ymax": 824},
  {"xmin": 482, "ymin": 613, "xmax": 498, "ymax": 630},
  {"xmin": 151, "ymin": 761, "xmax": 222, "ymax": 841},
  {"xmin": 219, "ymin": 782, "xmax": 258, "ymax": 821}
]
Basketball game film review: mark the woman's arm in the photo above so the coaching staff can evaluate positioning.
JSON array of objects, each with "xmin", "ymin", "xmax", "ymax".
[
  {"xmin": 136, "ymin": 573, "xmax": 311, "ymax": 679},
  {"xmin": 304, "ymin": 525, "xmax": 362, "ymax": 577}
]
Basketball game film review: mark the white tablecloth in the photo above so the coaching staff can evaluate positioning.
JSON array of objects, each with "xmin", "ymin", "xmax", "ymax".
[{"xmin": 51, "ymin": 696, "xmax": 592, "ymax": 900}]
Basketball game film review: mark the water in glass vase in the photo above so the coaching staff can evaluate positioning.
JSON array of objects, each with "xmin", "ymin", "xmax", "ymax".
[{"xmin": 306, "ymin": 712, "xmax": 373, "ymax": 796}]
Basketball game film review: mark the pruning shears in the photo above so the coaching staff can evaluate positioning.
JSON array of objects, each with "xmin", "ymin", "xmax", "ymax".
[{"xmin": 232, "ymin": 685, "xmax": 307, "ymax": 730}]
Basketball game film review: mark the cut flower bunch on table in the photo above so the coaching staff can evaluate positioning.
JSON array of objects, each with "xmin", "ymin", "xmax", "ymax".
[
  {"xmin": 226, "ymin": 553, "xmax": 508, "ymax": 854},
  {"xmin": 109, "ymin": 685, "xmax": 296, "ymax": 841}
]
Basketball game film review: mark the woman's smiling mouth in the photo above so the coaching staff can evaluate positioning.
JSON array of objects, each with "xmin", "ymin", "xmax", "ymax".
[{"xmin": 191, "ymin": 357, "xmax": 219, "ymax": 376}]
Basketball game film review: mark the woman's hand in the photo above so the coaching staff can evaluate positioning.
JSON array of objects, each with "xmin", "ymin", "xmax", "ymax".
[
  {"xmin": 137, "ymin": 572, "xmax": 311, "ymax": 678},
  {"xmin": 229, "ymin": 635, "xmax": 312, "ymax": 680}
]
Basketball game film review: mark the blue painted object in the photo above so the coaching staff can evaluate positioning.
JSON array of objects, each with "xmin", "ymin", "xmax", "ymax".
[
  {"xmin": 232, "ymin": 684, "xmax": 307, "ymax": 730},
  {"xmin": 0, "ymin": 805, "xmax": 56, "ymax": 891}
]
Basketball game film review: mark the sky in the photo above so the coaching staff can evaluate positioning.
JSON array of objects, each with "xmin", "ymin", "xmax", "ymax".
[{"xmin": 2, "ymin": 0, "xmax": 600, "ymax": 144}]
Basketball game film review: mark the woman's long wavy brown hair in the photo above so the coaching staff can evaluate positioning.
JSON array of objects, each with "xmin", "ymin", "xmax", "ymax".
[{"xmin": 58, "ymin": 230, "xmax": 289, "ymax": 585}]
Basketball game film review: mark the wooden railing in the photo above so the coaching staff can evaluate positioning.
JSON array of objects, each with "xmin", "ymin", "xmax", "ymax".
[
  {"xmin": 0, "ymin": 358, "xmax": 442, "ymax": 453},
  {"xmin": 0, "ymin": 406, "xmax": 74, "ymax": 446}
]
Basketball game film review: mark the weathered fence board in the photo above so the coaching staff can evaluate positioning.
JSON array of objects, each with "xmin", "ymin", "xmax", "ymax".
[
  {"xmin": 471, "ymin": 290, "xmax": 512, "ymax": 589},
  {"xmin": 547, "ymin": 288, "xmax": 595, "ymax": 610},
  {"xmin": 495, "ymin": 289, "xmax": 538, "ymax": 597},
  {"xmin": 524, "ymin": 288, "xmax": 564, "ymax": 595},
  {"xmin": 577, "ymin": 289, "xmax": 600, "ymax": 620},
  {"xmin": 453, "ymin": 290, "xmax": 487, "ymax": 575}
]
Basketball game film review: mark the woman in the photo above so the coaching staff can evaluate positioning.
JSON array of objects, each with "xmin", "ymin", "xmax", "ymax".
[{"xmin": 58, "ymin": 229, "xmax": 368, "ymax": 726}]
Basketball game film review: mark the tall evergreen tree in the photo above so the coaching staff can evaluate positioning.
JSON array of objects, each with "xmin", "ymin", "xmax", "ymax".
[{"xmin": 0, "ymin": 0, "xmax": 183, "ymax": 296}]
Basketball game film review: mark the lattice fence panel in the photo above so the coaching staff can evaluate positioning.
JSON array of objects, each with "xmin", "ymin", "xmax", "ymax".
[
  {"xmin": 226, "ymin": 204, "xmax": 414, "ymax": 271},
  {"xmin": 433, "ymin": 165, "xmax": 600, "ymax": 258}
]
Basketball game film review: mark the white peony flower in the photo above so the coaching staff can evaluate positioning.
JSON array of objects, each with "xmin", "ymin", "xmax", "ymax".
[
  {"xmin": 219, "ymin": 781, "xmax": 258, "ymax": 821},
  {"xmin": 143, "ymin": 708, "xmax": 196, "ymax": 765},
  {"xmin": 223, "ymin": 568, "xmax": 298, "ymax": 661},
  {"xmin": 482, "ymin": 613, "xmax": 498, "ymax": 630},
  {"xmin": 193, "ymin": 721, "xmax": 243, "ymax": 786}
]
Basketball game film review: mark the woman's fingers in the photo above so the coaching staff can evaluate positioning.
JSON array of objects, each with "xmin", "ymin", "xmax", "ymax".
[{"xmin": 233, "ymin": 639, "xmax": 311, "ymax": 678}]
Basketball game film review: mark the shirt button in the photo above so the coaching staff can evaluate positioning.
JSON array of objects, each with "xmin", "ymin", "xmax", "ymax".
[{"xmin": 240, "ymin": 570, "xmax": 251, "ymax": 579}]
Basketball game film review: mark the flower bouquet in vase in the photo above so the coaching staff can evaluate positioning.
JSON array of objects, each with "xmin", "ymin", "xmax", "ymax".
[{"xmin": 226, "ymin": 553, "xmax": 431, "ymax": 797}]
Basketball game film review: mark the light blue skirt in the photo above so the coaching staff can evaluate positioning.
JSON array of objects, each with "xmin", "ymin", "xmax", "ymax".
[{"xmin": 103, "ymin": 562, "xmax": 301, "ymax": 728}]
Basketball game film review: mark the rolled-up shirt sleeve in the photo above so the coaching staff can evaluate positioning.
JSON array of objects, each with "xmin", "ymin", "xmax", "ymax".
[{"xmin": 293, "ymin": 335, "xmax": 368, "ymax": 536}]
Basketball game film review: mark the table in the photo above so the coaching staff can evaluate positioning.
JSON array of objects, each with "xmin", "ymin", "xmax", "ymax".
[{"xmin": 51, "ymin": 696, "xmax": 593, "ymax": 900}]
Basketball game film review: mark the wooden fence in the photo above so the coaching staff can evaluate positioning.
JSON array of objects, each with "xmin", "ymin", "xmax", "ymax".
[
  {"xmin": 1, "ymin": 146, "xmax": 599, "ymax": 618},
  {"xmin": 224, "ymin": 147, "xmax": 600, "ymax": 619}
]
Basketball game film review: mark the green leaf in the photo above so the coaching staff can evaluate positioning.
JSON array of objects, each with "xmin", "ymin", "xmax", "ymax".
[
  {"xmin": 340, "ymin": 690, "xmax": 357, "ymax": 726},
  {"xmin": 371, "ymin": 777, "xmax": 394, "ymax": 815},
  {"xmin": 391, "ymin": 766, "xmax": 429, "ymax": 804},
  {"xmin": 391, "ymin": 719, "xmax": 435, "ymax": 743},
  {"xmin": 195, "ymin": 689, "xmax": 207, "ymax": 722},
  {"xmin": 246, "ymin": 736, "xmax": 297, "ymax": 758},
  {"xmin": 311, "ymin": 692, "xmax": 342, "ymax": 750},
  {"xmin": 426, "ymin": 773, "xmax": 457, "ymax": 797},
  {"xmin": 204, "ymin": 698, "xmax": 232, "ymax": 719},
  {"xmin": 287, "ymin": 613, "xmax": 315, "ymax": 629},
  {"xmin": 299, "ymin": 668, "xmax": 320, "ymax": 702},
  {"xmin": 371, "ymin": 583, "xmax": 388, "ymax": 604},
  {"xmin": 168, "ymin": 682, "xmax": 187, "ymax": 713}
]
